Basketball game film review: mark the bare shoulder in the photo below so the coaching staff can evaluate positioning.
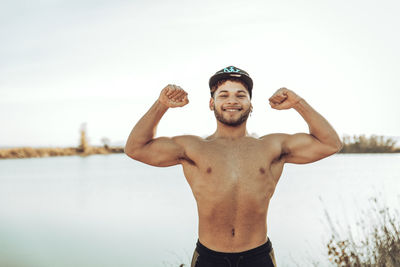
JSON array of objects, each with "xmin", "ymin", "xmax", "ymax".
[
  {"xmin": 258, "ymin": 133, "xmax": 291, "ymax": 160},
  {"xmin": 259, "ymin": 133, "xmax": 290, "ymax": 145},
  {"xmin": 172, "ymin": 135, "xmax": 209, "ymax": 165},
  {"xmin": 172, "ymin": 134, "xmax": 206, "ymax": 146},
  {"xmin": 172, "ymin": 134, "xmax": 209, "ymax": 153}
]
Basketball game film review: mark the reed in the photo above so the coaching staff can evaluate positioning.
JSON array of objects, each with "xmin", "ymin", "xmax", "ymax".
[
  {"xmin": 340, "ymin": 135, "xmax": 399, "ymax": 153},
  {"xmin": 322, "ymin": 196, "xmax": 400, "ymax": 266},
  {"xmin": 0, "ymin": 123, "xmax": 124, "ymax": 159},
  {"xmin": 0, "ymin": 146, "xmax": 124, "ymax": 159}
]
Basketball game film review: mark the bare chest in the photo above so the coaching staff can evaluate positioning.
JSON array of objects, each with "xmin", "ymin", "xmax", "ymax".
[
  {"xmin": 178, "ymin": 137, "xmax": 284, "ymax": 250},
  {"xmin": 181, "ymin": 139, "xmax": 281, "ymax": 203}
]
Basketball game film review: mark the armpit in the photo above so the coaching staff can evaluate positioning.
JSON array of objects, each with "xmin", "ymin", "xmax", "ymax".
[
  {"xmin": 272, "ymin": 149, "xmax": 289, "ymax": 163},
  {"xmin": 178, "ymin": 151, "xmax": 195, "ymax": 165}
]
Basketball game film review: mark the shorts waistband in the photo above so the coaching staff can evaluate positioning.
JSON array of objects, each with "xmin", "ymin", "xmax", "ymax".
[{"xmin": 195, "ymin": 237, "xmax": 272, "ymax": 259}]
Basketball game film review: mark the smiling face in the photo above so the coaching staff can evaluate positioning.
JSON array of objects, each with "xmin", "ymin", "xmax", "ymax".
[{"xmin": 210, "ymin": 80, "xmax": 252, "ymax": 127}]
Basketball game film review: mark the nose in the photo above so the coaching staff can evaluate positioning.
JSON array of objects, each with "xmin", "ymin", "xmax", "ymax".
[{"xmin": 226, "ymin": 95, "xmax": 239, "ymax": 105}]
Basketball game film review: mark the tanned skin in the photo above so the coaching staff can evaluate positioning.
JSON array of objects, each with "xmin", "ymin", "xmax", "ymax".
[{"xmin": 125, "ymin": 81, "xmax": 342, "ymax": 252}]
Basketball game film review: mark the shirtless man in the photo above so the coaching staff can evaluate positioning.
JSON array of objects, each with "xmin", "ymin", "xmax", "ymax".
[{"xmin": 125, "ymin": 66, "xmax": 342, "ymax": 267}]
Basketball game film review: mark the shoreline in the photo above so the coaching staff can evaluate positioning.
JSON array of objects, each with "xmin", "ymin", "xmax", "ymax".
[
  {"xmin": 1, "ymin": 146, "xmax": 399, "ymax": 160},
  {"xmin": 0, "ymin": 146, "xmax": 124, "ymax": 159}
]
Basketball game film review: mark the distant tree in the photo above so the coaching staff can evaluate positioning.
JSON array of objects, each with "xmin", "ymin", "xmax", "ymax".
[
  {"xmin": 78, "ymin": 123, "xmax": 89, "ymax": 153},
  {"xmin": 340, "ymin": 134, "xmax": 398, "ymax": 153},
  {"xmin": 101, "ymin": 137, "xmax": 111, "ymax": 150}
]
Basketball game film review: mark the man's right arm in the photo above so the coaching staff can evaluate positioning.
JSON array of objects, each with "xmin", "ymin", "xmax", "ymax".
[{"xmin": 124, "ymin": 84, "xmax": 189, "ymax": 167}]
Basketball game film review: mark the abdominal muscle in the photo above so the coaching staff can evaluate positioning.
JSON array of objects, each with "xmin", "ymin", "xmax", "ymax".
[
  {"xmin": 198, "ymin": 205, "xmax": 270, "ymax": 252},
  {"xmin": 180, "ymin": 137, "xmax": 283, "ymax": 252},
  {"xmin": 194, "ymin": 177, "xmax": 275, "ymax": 252}
]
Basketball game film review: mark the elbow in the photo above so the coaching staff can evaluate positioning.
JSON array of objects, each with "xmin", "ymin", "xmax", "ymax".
[
  {"xmin": 322, "ymin": 138, "xmax": 343, "ymax": 156},
  {"xmin": 125, "ymin": 139, "xmax": 153, "ymax": 160},
  {"xmin": 337, "ymin": 139, "xmax": 343, "ymax": 152},
  {"xmin": 329, "ymin": 139, "xmax": 343, "ymax": 154},
  {"xmin": 124, "ymin": 143, "xmax": 140, "ymax": 159},
  {"xmin": 335, "ymin": 137, "xmax": 343, "ymax": 152},
  {"xmin": 124, "ymin": 146, "xmax": 135, "ymax": 158}
]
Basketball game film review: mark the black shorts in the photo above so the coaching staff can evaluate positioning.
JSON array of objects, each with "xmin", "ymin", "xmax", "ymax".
[{"xmin": 191, "ymin": 237, "xmax": 277, "ymax": 267}]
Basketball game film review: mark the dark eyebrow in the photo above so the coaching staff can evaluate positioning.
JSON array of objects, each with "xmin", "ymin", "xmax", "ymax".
[{"xmin": 217, "ymin": 90, "xmax": 247, "ymax": 94}]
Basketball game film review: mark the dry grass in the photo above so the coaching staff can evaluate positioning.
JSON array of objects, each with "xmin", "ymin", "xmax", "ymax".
[
  {"xmin": 0, "ymin": 124, "xmax": 124, "ymax": 159},
  {"xmin": 0, "ymin": 146, "xmax": 124, "ymax": 159},
  {"xmin": 340, "ymin": 135, "xmax": 400, "ymax": 153},
  {"xmin": 323, "ymin": 197, "xmax": 400, "ymax": 266}
]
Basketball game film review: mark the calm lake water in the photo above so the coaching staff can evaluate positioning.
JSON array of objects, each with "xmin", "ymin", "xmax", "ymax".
[{"xmin": 0, "ymin": 154, "xmax": 399, "ymax": 267}]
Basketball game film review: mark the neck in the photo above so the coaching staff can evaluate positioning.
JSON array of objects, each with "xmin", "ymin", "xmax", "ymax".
[{"xmin": 212, "ymin": 120, "xmax": 249, "ymax": 139}]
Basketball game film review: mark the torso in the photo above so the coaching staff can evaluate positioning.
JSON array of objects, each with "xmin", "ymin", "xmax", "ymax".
[{"xmin": 176, "ymin": 134, "xmax": 286, "ymax": 252}]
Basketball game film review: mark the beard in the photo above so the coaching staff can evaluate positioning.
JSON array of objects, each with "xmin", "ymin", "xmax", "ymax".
[{"xmin": 213, "ymin": 105, "xmax": 251, "ymax": 127}]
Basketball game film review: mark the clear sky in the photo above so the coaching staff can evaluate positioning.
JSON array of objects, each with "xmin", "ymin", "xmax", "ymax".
[{"xmin": 1, "ymin": 0, "xmax": 399, "ymax": 147}]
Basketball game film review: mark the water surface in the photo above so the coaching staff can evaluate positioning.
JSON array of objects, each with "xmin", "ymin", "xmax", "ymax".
[{"xmin": 0, "ymin": 154, "xmax": 399, "ymax": 266}]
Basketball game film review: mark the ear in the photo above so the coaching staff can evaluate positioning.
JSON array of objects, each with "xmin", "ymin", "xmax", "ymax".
[
  {"xmin": 209, "ymin": 97, "xmax": 214, "ymax": 110},
  {"xmin": 250, "ymin": 103, "xmax": 253, "ymax": 112}
]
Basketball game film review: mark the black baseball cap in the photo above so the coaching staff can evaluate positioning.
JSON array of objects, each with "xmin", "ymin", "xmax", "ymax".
[{"xmin": 209, "ymin": 66, "xmax": 253, "ymax": 98}]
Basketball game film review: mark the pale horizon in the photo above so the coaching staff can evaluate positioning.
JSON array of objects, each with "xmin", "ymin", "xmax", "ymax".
[{"xmin": 1, "ymin": 0, "xmax": 399, "ymax": 147}]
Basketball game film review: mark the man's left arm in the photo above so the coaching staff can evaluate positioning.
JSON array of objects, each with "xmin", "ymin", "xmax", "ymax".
[{"xmin": 269, "ymin": 87, "xmax": 342, "ymax": 164}]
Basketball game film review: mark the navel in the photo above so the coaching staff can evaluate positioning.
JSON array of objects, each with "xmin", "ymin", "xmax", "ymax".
[
  {"xmin": 259, "ymin": 167, "xmax": 266, "ymax": 174},
  {"xmin": 206, "ymin": 167, "xmax": 212, "ymax": 174},
  {"xmin": 231, "ymin": 228, "xmax": 235, "ymax": 236}
]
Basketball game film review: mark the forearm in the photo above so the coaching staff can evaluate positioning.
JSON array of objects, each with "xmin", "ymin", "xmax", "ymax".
[
  {"xmin": 293, "ymin": 99, "xmax": 342, "ymax": 150},
  {"xmin": 125, "ymin": 100, "xmax": 168, "ymax": 152}
]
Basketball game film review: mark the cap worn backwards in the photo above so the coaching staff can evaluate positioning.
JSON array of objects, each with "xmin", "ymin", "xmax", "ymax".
[{"xmin": 209, "ymin": 66, "xmax": 253, "ymax": 98}]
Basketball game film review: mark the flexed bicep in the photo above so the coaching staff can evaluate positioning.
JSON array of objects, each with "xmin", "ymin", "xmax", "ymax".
[
  {"xmin": 282, "ymin": 133, "xmax": 339, "ymax": 164},
  {"xmin": 125, "ymin": 84, "xmax": 191, "ymax": 167},
  {"xmin": 126, "ymin": 136, "xmax": 188, "ymax": 167},
  {"xmin": 267, "ymin": 88, "xmax": 342, "ymax": 161}
]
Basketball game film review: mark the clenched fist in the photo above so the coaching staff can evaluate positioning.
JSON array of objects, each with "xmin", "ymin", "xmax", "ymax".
[
  {"xmin": 158, "ymin": 84, "xmax": 189, "ymax": 108},
  {"xmin": 269, "ymin": 87, "xmax": 302, "ymax": 110}
]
